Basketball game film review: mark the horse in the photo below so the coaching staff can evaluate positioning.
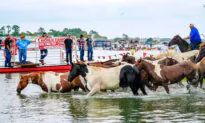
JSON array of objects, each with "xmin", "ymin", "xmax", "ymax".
[
  {"xmin": 153, "ymin": 50, "xmax": 199, "ymax": 63},
  {"xmin": 190, "ymin": 57, "xmax": 205, "ymax": 88},
  {"xmin": 168, "ymin": 35, "xmax": 192, "ymax": 52},
  {"xmin": 122, "ymin": 54, "xmax": 136, "ymax": 64},
  {"xmin": 120, "ymin": 65, "xmax": 147, "ymax": 95},
  {"xmin": 195, "ymin": 43, "xmax": 205, "ymax": 63},
  {"xmin": 135, "ymin": 59, "xmax": 199, "ymax": 94},
  {"xmin": 16, "ymin": 72, "xmax": 86, "ymax": 94},
  {"xmin": 68, "ymin": 62, "xmax": 142, "ymax": 96},
  {"xmin": 87, "ymin": 60, "xmax": 122, "ymax": 68},
  {"xmin": 157, "ymin": 57, "xmax": 179, "ymax": 66}
]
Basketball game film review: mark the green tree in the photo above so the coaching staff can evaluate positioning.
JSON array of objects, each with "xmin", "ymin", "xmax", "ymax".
[
  {"xmin": 89, "ymin": 30, "xmax": 107, "ymax": 39},
  {"xmin": 1, "ymin": 26, "xmax": 5, "ymax": 35},
  {"xmin": 6, "ymin": 25, "xmax": 11, "ymax": 34},
  {"xmin": 122, "ymin": 33, "xmax": 129, "ymax": 40},
  {"xmin": 12, "ymin": 25, "xmax": 20, "ymax": 36},
  {"xmin": 38, "ymin": 27, "xmax": 45, "ymax": 35},
  {"xmin": 26, "ymin": 31, "xmax": 33, "ymax": 36},
  {"xmin": 146, "ymin": 38, "xmax": 153, "ymax": 42}
]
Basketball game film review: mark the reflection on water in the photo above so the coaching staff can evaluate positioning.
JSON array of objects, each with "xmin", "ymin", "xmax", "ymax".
[{"xmin": 1, "ymin": 73, "xmax": 205, "ymax": 123}]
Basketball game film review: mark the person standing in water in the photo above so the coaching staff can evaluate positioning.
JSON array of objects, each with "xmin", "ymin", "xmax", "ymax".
[
  {"xmin": 86, "ymin": 34, "xmax": 93, "ymax": 61},
  {"xmin": 64, "ymin": 34, "xmax": 73, "ymax": 65},
  {"xmin": 77, "ymin": 34, "xmax": 85, "ymax": 62}
]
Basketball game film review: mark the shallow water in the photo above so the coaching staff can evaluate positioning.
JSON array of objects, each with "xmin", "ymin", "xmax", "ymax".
[{"xmin": 1, "ymin": 73, "xmax": 205, "ymax": 123}]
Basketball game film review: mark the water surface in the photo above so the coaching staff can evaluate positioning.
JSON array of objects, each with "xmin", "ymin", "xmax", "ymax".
[{"xmin": 1, "ymin": 73, "xmax": 205, "ymax": 123}]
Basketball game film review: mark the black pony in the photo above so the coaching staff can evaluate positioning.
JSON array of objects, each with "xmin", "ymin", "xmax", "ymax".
[
  {"xmin": 120, "ymin": 65, "xmax": 147, "ymax": 95},
  {"xmin": 68, "ymin": 63, "xmax": 88, "ymax": 82}
]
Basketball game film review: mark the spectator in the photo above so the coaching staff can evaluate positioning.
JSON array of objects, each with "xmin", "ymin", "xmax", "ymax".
[
  {"xmin": 16, "ymin": 34, "xmax": 30, "ymax": 64},
  {"xmin": 4, "ymin": 35, "xmax": 12, "ymax": 67},
  {"xmin": 86, "ymin": 34, "xmax": 93, "ymax": 61},
  {"xmin": 39, "ymin": 32, "xmax": 50, "ymax": 65},
  {"xmin": 77, "ymin": 35, "xmax": 85, "ymax": 62},
  {"xmin": 64, "ymin": 34, "xmax": 73, "ymax": 65}
]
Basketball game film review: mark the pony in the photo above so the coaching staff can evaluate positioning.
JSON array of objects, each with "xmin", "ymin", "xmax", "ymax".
[
  {"xmin": 168, "ymin": 35, "xmax": 192, "ymax": 52},
  {"xmin": 135, "ymin": 59, "xmax": 199, "ymax": 94},
  {"xmin": 87, "ymin": 60, "xmax": 121, "ymax": 68},
  {"xmin": 122, "ymin": 54, "xmax": 136, "ymax": 64},
  {"xmin": 157, "ymin": 57, "xmax": 179, "ymax": 66},
  {"xmin": 119, "ymin": 65, "xmax": 147, "ymax": 95},
  {"xmin": 195, "ymin": 43, "xmax": 205, "ymax": 63},
  {"xmin": 16, "ymin": 72, "xmax": 86, "ymax": 94},
  {"xmin": 68, "ymin": 62, "xmax": 141, "ymax": 96},
  {"xmin": 153, "ymin": 50, "xmax": 199, "ymax": 63}
]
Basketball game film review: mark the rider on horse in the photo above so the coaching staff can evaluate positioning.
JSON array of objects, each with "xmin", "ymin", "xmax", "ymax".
[{"xmin": 184, "ymin": 24, "xmax": 201, "ymax": 50}]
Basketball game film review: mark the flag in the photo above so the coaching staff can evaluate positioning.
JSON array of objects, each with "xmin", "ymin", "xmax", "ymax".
[{"xmin": 143, "ymin": 52, "xmax": 147, "ymax": 57}]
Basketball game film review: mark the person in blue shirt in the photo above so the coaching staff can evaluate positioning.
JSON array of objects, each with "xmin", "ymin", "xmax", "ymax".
[
  {"xmin": 184, "ymin": 24, "xmax": 201, "ymax": 50},
  {"xmin": 16, "ymin": 34, "xmax": 30, "ymax": 64},
  {"xmin": 86, "ymin": 34, "xmax": 93, "ymax": 61}
]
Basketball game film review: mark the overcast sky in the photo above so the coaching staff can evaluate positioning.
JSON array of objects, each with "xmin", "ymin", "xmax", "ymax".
[{"xmin": 0, "ymin": 0, "xmax": 205, "ymax": 38}]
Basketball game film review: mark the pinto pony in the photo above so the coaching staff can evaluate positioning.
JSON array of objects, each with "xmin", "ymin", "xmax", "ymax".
[
  {"xmin": 16, "ymin": 72, "xmax": 86, "ymax": 94},
  {"xmin": 135, "ymin": 59, "xmax": 199, "ymax": 94},
  {"xmin": 68, "ymin": 62, "xmax": 142, "ymax": 96}
]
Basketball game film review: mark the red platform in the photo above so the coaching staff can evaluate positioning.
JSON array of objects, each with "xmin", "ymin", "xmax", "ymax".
[{"xmin": 0, "ymin": 65, "xmax": 71, "ymax": 73}]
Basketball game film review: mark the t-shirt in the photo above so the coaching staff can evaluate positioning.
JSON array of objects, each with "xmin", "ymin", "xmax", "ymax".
[
  {"xmin": 77, "ymin": 39, "xmax": 85, "ymax": 50},
  {"xmin": 5, "ymin": 38, "xmax": 12, "ymax": 49},
  {"xmin": 64, "ymin": 38, "xmax": 73, "ymax": 49},
  {"xmin": 16, "ymin": 39, "xmax": 30, "ymax": 49},
  {"xmin": 86, "ymin": 38, "xmax": 93, "ymax": 47},
  {"xmin": 190, "ymin": 27, "xmax": 201, "ymax": 42}
]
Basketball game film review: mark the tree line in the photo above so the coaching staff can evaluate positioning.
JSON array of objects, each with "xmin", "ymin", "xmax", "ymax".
[{"xmin": 0, "ymin": 25, "xmax": 107, "ymax": 39}]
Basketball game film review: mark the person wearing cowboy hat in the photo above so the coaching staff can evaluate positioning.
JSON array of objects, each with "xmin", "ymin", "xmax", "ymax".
[
  {"xmin": 16, "ymin": 34, "xmax": 30, "ymax": 64},
  {"xmin": 86, "ymin": 34, "xmax": 93, "ymax": 61}
]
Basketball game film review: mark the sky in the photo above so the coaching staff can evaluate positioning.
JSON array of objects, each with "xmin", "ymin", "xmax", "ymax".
[{"xmin": 0, "ymin": 0, "xmax": 205, "ymax": 38}]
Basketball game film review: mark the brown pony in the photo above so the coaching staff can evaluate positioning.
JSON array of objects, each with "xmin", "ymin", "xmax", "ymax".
[
  {"xmin": 195, "ymin": 43, "xmax": 205, "ymax": 63},
  {"xmin": 122, "ymin": 54, "xmax": 136, "ymax": 64},
  {"xmin": 136, "ymin": 59, "xmax": 199, "ymax": 94},
  {"xmin": 87, "ymin": 59, "xmax": 121, "ymax": 68},
  {"xmin": 168, "ymin": 35, "xmax": 192, "ymax": 52},
  {"xmin": 16, "ymin": 72, "xmax": 87, "ymax": 94},
  {"xmin": 158, "ymin": 57, "xmax": 179, "ymax": 66}
]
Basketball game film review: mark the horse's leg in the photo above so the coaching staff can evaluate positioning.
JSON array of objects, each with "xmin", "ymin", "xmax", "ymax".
[
  {"xmin": 73, "ymin": 86, "xmax": 79, "ymax": 91},
  {"xmin": 153, "ymin": 85, "xmax": 158, "ymax": 91},
  {"xmin": 86, "ymin": 83, "xmax": 101, "ymax": 96},
  {"xmin": 178, "ymin": 81, "xmax": 184, "ymax": 87},
  {"xmin": 163, "ymin": 84, "xmax": 170, "ymax": 94},
  {"xmin": 140, "ymin": 85, "xmax": 147, "ymax": 95},
  {"xmin": 101, "ymin": 90, "xmax": 108, "ymax": 95}
]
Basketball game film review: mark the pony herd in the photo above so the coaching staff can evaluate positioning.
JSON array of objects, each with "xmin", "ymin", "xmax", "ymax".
[{"xmin": 16, "ymin": 36, "xmax": 205, "ymax": 96}]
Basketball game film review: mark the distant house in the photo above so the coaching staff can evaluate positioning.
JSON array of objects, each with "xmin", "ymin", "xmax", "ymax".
[{"xmin": 93, "ymin": 40, "xmax": 112, "ymax": 50}]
